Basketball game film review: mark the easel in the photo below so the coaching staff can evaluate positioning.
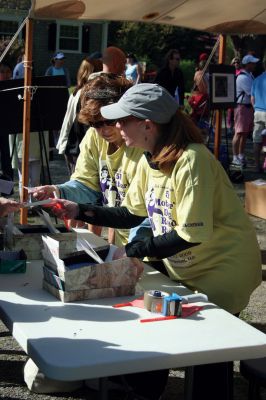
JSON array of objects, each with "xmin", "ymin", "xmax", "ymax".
[
  {"xmin": 0, "ymin": 75, "xmax": 69, "ymax": 189},
  {"xmin": 207, "ymin": 109, "xmax": 231, "ymax": 169}
]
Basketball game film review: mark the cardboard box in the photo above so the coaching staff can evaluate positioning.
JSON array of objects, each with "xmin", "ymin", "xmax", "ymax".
[
  {"xmin": 41, "ymin": 234, "xmax": 144, "ymax": 302},
  {"xmin": 43, "ymin": 279, "xmax": 136, "ymax": 303},
  {"xmin": 43, "ymin": 253, "xmax": 139, "ymax": 292},
  {"xmin": 4, "ymin": 224, "xmax": 77, "ymax": 260},
  {"xmin": 245, "ymin": 180, "xmax": 266, "ymax": 220}
]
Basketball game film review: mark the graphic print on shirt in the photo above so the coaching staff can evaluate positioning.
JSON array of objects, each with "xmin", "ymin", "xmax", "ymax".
[
  {"xmin": 114, "ymin": 168, "xmax": 129, "ymax": 205},
  {"xmin": 99, "ymin": 164, "xmax": 111, "ymax": 204},
  {"xmin": 145, "ymin": 183, "xmax": 195, "ymax": 267},
  {"xmin": 99, "ymin": 162, "xmax": 121, "ymax": 207},
  {"xmin": 145, "ymin": 186, "xmax": 177, "ymax": 234}
]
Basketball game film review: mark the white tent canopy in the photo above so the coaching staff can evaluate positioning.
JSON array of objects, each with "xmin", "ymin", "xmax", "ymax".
[{"xmin": 29, "ymin": 0, "xmax": 266, "ymax": 34}]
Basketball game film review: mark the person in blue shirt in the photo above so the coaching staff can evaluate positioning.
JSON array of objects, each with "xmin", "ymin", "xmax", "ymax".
[
  {"xmin": 45, "ymin": 52, "xmax": 71, "ymax": 87},
  {"xmin": 125, "ymin": 53, "xmax": 142, "ymax": 84},
  {"xmin": 13, "ymin": 54, "xmax": 25, "ymax": 79},
  {"xmin": 251, "ymin": 55, "xmax": 266, "ymax": 172}
]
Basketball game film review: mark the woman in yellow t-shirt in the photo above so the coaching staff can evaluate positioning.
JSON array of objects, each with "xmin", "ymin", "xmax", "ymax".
[
  {"xmin": 32, "ymin": 74, "xmax": 146, "ymax": 245},
  {"xmin": 49, "ymin": 83, "xmax": 261, "ymax": 400}
]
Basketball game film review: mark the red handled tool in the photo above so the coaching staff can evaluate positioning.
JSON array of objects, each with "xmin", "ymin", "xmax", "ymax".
[
  {"xmin": 54, "ymin": 202, "xmax": 71, "ymax": 231},
  {"xmin": 140, "ymin": 316, "xmax": 177, "ymax": 323}
]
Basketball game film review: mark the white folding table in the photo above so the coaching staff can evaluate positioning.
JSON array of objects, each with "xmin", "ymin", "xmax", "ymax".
[{"xmin": 0, "ymin": 260, "xmax": 266, "ymax": 398}]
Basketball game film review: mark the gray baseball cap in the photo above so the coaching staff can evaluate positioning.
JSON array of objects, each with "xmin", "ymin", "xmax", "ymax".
[{"xmin": 100, "ymin": 83, "xmax": 178, "ymax": 124}]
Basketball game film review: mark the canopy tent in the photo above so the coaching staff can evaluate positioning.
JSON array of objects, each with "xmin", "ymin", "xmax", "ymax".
[
  {"xmin": 18, "ymin": 1, "xmax": 266, "ymax": 222},
  {"xmin": 29, "ymin": 0, "xmax": 266, "ymax": 34}
]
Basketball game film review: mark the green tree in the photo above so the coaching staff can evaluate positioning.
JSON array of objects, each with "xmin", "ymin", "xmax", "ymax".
[
  {"xmin": 180, "ymin": 59, "xmax": 195, "ymax": 92},
  {"xmin": 0, "ymin": 38, "xmax": 24, "ymax": 69},
  {"xmin": 229, "ymin": 34, "xmax": 266, "ymax": 75},
  {"xmin": 108, "ymin": 21, "xmax": 216, "ymax": 71}
]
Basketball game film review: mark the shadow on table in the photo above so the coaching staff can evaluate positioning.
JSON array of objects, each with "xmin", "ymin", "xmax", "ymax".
[
  {"xmin": 27, "ymin": 337, "xmax": 186, "ymax": 382},
  {"xmin": 0, "ymin": 297, "xmax": 208, "ymax": 326},
  {"xmin": 0, "ymin": 300, "xmax": 142, "ymax": 325}
]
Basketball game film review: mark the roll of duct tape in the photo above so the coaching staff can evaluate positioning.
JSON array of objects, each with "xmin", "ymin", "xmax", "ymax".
[{"xmin": 143, "ymin": 290, "xmax": 169, "ymax": 312}]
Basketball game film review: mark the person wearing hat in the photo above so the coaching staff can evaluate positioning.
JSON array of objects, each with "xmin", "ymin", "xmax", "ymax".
[
  {"xmin": 49, "ymin": 83, "xmax": 261, "ymax": 400},
  {"xmin": 199, "ymin": 52, "xmax": 208, "ymax": 62},
  {"xmin": 45, "ymin": 51, "xmax": 71, "ymax": 150},
  {"xmin": 45, "ymin": 51, "xmax": 71, "ymax": 87},
  {"xmin": 231, "ymin": 54, "xmax": 259, "ymax": 167},
  {"xmin": 251, "ymin": 54, "xmax": 266, "ymax": 172}
]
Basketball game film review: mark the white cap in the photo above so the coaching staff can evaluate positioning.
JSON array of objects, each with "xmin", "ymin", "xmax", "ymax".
[
  {"xmin": 54, "ymin": 52, "xmax": 65, "ymax": 60},
  {"xmin": 242, "ymin": 55, "xmax": 259, "ymax": 65}
]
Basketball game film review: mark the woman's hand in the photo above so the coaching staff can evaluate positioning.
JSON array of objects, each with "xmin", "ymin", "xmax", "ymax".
[
  {"xmin": 47, "ymin": 199, "xmax": 79, "ymax": 220},
  {"xmin": 112, "ymin": 246, "xmax": 144, "ymax": 280},
  {"xmin": 112, "ymin": 246, "xmax": 127, "ymax": 260},
  {"xmin": 32, "ymin": 185, "xmax": 58, "ymax": 201},
  {"xmin": 0, "ymin": 197, "xmax": 21, "ymax": 217}
]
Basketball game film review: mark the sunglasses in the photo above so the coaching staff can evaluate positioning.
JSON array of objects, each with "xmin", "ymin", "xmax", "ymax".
[{"xmin": 89, "ymin": 119, "xmax": 117, "ymax": 129}]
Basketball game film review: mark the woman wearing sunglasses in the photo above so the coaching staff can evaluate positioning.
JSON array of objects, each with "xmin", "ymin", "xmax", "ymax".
[
  {"xmin": 50, "ymin": 83, "xmax": 261, "ymax": 400},
  {"xmin": 33, "ymin": 74, "xmax": 144, "ymax": 245}
]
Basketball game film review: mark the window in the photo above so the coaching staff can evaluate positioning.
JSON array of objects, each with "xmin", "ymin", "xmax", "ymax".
[
  {"xmin": 58, "ymin": 23, "xmax": 81, "ymax": 52},
  {"xmin": 0, "ymin": 20, "xmax": 19, "ymax": 39}
]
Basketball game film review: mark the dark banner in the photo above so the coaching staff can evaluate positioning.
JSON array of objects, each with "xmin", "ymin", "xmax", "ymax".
[{"xmin": 0, "ymin": 75, "xmax": 69, "ymax": 134}]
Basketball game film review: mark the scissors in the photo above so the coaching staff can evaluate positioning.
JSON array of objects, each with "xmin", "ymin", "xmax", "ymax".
[{"xmin": 53, "ymin": 202, "xmax": 71, "ymax": 231}]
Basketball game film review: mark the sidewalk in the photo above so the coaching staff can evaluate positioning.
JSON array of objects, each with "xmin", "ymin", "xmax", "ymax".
[{"xmin": 1, "ymin": 142, "xmax": 266, "ymax": 400}]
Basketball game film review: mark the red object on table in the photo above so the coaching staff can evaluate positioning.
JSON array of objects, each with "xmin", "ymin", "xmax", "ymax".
[{"xmin": 113, "ymin": 297, "xmax": 203, "ymax": 322}]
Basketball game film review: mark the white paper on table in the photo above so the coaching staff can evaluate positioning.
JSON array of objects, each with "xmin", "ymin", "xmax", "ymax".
[
  {"xmin": 0, "ymin": 179, "xmax": 14, "ymax": 195},
  {"xmin": 37, "ymin": 209, "xmax": 60, "ymax": 234}
]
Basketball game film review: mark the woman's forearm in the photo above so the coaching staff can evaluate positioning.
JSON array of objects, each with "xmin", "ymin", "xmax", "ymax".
[
  {"xmin": 77, "ymin": 204, "xmax": 146, "ymax": 228},
  {"xmin": 125, "ymin": 230, "xmax": 200, "ymax": 259}
]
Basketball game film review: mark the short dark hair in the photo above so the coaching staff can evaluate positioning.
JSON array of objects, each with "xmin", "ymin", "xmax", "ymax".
[{"xmin": 127, "ymin": 53, "xmax": 137, "ymax": 62}]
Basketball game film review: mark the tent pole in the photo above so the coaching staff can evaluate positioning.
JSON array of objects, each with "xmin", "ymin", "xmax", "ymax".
[
  {"xmin": 214, "ymin": 34, "xmax": 226, "ymax": 159},
  {"xmin": 20, "ymin": 18, "xmax": 33, "ymax": 224}
]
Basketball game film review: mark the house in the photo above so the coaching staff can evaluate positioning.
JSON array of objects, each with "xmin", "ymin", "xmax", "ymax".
[{"xmin": 0, "ymin": 0, "xmax": 108, "ymax": 85}]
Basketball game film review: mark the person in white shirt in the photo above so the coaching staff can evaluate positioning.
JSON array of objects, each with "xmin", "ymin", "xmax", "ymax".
[{"xmin": 232, "ymin": 54, "xmax": 259, "ymax": 167}]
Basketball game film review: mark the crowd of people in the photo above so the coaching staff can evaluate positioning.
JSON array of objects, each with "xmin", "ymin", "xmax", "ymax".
[
  {"xmin": 0, "ymin": 44, "xmax": 265, "ymax": 399},
  {"xmin": 1, "ymin": 47, "xmax": 265, "ymax": 189}
]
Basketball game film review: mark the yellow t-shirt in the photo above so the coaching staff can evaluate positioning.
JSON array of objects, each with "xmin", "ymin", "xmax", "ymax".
[
  {"xmin": 123, "ymin": 144, "xmax": 261, "ymax": 314},
  {"xmin": 72, "ymin": 128, "xmax": 143, "ymax": 245}
]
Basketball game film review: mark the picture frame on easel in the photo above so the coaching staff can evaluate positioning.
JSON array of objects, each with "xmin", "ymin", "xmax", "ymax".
[{"xmin": 209, "ymin": 64, "xmax": 236, "ymax": 110}]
